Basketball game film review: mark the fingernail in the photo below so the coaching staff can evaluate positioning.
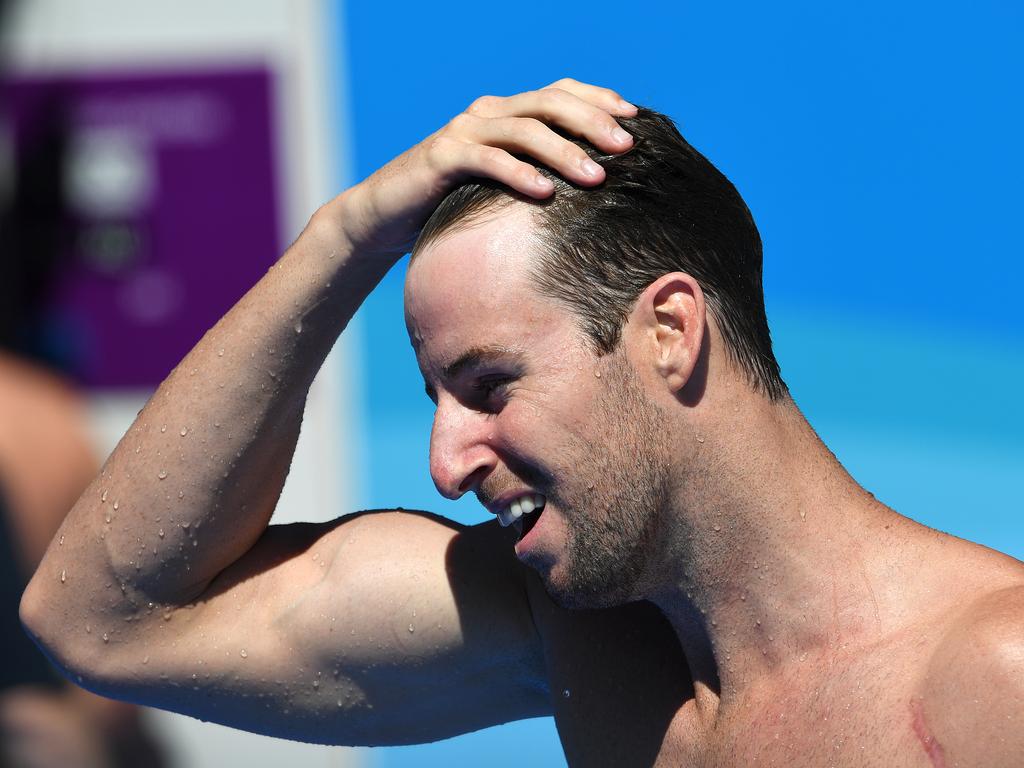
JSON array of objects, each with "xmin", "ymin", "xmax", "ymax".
[
  {"xmin": 619, "ymin": 100, "xmax": 637, "ymax": 112},
  {"xmin": 536, "ymin": 174, "xmax": 553, "ymax": 189},
  {"xmin": 581, "ymin": 158, "xmax": 602, "ymax": 177},
  {"xmin": 612, "ymin": 127, "xmax": 633, "ymax": 144}
]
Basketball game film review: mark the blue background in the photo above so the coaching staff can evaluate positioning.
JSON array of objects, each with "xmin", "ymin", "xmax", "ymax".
[{"xmin": 334, "ymin": 2, "xmax": 1023, "ymax": 765}]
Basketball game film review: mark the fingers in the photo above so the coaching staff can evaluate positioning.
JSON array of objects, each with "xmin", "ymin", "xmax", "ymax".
[
  {"xmin": 446, "ymin": 114, "xmax": 606, "ymax": 187},
  {"xmin": 542, "ymin": 77, "xmax": 638, "ymax": 117},
  {"xmin": 427, "ymin": 80, "xmax": 637, "ymax": 200},
  {"xmin": 426, "ymin": 135, "xmax": 555, "ymax": 199},
  {"xmin": 464, "ymin": 86, "xmax": 635, "ymax": 158}
]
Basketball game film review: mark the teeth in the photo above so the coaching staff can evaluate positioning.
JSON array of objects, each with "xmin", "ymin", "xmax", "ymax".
[{"xmin": 495, "ymin": 493, "xmax": 546, "ymax": 528}]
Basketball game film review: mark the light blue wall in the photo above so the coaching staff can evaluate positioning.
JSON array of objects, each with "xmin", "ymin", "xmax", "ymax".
[{"xmin": 332, "ymin": 2, "xmax": 1023, "ymax": 765}]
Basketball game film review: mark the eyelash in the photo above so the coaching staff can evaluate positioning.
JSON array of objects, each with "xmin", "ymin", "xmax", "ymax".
[{"xmin": 473, "ymin": 377, "xmax": 511, "ymax": 398}]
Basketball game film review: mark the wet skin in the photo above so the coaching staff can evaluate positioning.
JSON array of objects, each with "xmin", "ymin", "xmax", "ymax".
[
  {"xmin": 20, "ymin": 79, "xmax": 1024, "ymax": 766},
  {"xmin": 405, "ymin": 204, "xmax": 1024, "ymax": 767}
]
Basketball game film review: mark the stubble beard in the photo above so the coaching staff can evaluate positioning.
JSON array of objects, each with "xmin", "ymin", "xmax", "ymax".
[{"xmin": 543, "ymin": 358, "xmax": 672, "ymax": 611}]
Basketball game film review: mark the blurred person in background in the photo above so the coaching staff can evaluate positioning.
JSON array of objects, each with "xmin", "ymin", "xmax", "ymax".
[{"xmin": 0, "ymin": 4, "xmax": 166, "ymax": 764}]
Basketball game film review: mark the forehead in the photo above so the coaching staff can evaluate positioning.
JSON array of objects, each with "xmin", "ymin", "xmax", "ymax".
[{"xmin": 404, "ymin": 204, "xmax": 574, "ymax": 370}]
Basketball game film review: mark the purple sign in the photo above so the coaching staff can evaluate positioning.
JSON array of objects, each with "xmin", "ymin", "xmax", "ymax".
[{"xmin": 1, "ymin": 67, "xmax": 281, "ymax": 388}]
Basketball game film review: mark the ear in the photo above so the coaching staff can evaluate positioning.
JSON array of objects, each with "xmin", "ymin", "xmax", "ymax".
[{"xmin": 632, "ymin": 273, "xmax": 706, "ymax": 394}]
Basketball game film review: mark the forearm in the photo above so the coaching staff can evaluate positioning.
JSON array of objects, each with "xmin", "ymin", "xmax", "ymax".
[{"xmin": 23, "ymin": 196, "xmax": 393, "ymax": 632}]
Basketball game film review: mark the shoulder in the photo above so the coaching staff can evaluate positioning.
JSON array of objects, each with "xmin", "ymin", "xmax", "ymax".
[{"xmin": 918, "ymin": 584, "xmax": 1024, "ymax": 766}]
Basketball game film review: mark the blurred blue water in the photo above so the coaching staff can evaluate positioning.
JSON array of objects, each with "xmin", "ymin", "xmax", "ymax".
[{"xmin": 333, "ymin": 1, "xmax": 1023, "ymax": 765}]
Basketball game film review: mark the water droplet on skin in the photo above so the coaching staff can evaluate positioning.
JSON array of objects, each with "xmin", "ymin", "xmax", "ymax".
[
  {"xmin": 101, "ymin": 490, "xmax": 108, "ymax": 503},
  {"xmin": 143, "ymin": 656, "xmax": 149, "ymax": 664},
  {"xmin": 312, "ymin": 680, "xmax": 320, "ymax": 689},
  {"xmin": 294, "ymin": 321, "xmax": 303, "ymax": 334},
  {"xmin": 697, "ymin": 436, "xmax": 705, "ymax": 444},
  {"xmin": 713, "ymin": 524, "xmax": 721, "ymax": 532},
  {"xmin": 158, "ymin": 470, "xmax": 168, "ymax": 480},
  {"xmin": 60, "ymin": 569, "xmax": 66, "ymax": 583},
  {"xmin": 562, "ymin": 688, "xmax": 571, "ymax": 698},
  {"xmin": 102, "ymin": 633, "xmax": 109, "ymax": 643},
  {"xmin": 240, "ymin": 649, "xmax": 248, "ymax": 658},
  {"xmin": 594, "ymin": 370, "xmax": 601, "ymax": 378},
  {"xmin": 180, "ymin": 427, "xmax": 188, "ymax": 436},
  {"xmin": 218, "ymin": 349, "xmax": 225, "ymax": 357},
  {"xmin": 181, "ymin": 521, "xmax": 190, "ymax": 529},
  {"xmin": 113, "ymin": 501, "xmax": 119, "ymax": 511},
  {"xmin": 163, "ymin": 612, "xmax": 172, "ymax": 621},
  {"xmin": 59, "ymin": 535, "xmax": 64, "ymax": 546},
  {"xmin": 160, "ymin": 425, "xmax": 167, "ymax": 433},
  {"xmin": 408, "ymin": 624, "xmax": 415, "ymax": 633},
  {"xmin": 105, "ymin": 514, "xmax": 112, "ymax": 524},
  {"xmin": 800, "ymin": 510, "xmax": 807, "ymax": 521},
  {"xmin": 158, "ymin": 529, "xmax": 165, "ymax": 538}
]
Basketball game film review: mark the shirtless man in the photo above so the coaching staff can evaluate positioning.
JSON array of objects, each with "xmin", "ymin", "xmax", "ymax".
[{"xmin": 20, "ymin": 79, "xmax": 1024, "ymax": 766}]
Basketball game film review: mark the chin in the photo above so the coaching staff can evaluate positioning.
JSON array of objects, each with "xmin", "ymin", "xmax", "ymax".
[{"xmin": 541, "ymin": 567, "xmax": 641, "ymax": 612}]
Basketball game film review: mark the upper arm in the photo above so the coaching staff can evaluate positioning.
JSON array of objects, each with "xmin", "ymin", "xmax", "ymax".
[
  {"xmin": 920, "ymin": 586, "xmax": 1024, "ymax": 767},
  {"xmin": 73, "ymin": 510, "xmax": 551, "ymax": 745}
]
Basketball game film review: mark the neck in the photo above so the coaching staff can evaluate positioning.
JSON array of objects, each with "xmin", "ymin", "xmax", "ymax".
[{"xmin": 645, "ymin": 389, "xmax": 909, "ymax": 711}]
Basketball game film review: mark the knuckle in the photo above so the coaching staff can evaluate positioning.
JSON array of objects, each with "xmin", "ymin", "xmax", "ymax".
[
  {"xmin": 563, "ymin": 144, "xmax": 585, "ymax": 167},
  {"xmin": 540, "ymin": 87, "xmax": 570, "ymax": 105},
  {"xmin": 466, "ymin": 95, "xmax": 497, "ymax": 115},
  {"xmin": 520, "ymin": 164, "xmax": 542, "ymax": 185},
  {"xmin": 424, "ymin": 135, "xmax": 456, "ymax": 168},
  {"xmin": 476, "ymin": 144, "xmax": 505, "ymax": 165}
]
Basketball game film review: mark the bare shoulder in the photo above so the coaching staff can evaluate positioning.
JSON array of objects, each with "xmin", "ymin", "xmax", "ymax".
[{"xmin": 918, "ymin": 582, "xmax": 1024, "ymax": 767}]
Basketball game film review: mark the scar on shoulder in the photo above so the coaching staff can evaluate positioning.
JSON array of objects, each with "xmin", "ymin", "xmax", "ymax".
[{"xmin": 909, "ymin": 696, "xmax": 946, "ymax": 768}]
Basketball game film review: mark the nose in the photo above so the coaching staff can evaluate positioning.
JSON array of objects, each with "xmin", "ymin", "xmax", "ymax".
[{"xmin": 429, "ymin": 397, "xmax": 497, "ymax": 500}]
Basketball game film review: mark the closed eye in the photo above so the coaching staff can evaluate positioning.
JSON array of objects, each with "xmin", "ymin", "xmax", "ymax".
[
  {"xmin": 472, "ymin": 376, "xmax": 512, "ymax": 397},
  {"xmin": 469, "ymin": 375, "xmax": 515, "ymax": 414}
]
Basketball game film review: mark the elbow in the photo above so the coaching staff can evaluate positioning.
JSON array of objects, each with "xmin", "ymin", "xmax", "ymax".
[
  {"xmin": 19, "ymin": 571, "xmax": 53, "ymax": 655},
  {"xmin": 19, "ymin": 571, "xmax": 98, "ymax": 691}
]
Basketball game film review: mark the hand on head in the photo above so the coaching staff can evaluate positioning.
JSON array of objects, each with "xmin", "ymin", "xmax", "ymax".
[{"xmin": 333, "ymin": 79, "xmax": 637, "ymax": 260}]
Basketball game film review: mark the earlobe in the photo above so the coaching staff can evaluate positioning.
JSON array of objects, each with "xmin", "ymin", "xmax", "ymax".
[{"xmin": 647, "ymin": 274, "xmax": 705, "ymax": 394}]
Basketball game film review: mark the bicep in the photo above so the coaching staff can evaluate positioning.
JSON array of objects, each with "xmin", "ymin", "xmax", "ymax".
[{"xmin": 96, "ymin": 509, "xmax": 550, "ymax": 745}]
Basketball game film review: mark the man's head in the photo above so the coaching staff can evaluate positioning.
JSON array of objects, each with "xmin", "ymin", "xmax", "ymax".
[
  {"xmin": 414, "ymin": 107, "xmax": 785, "ymax": 401},
  {"xmin": 404, "ymin": 108, "xmax": 783, "ymax": 608}
]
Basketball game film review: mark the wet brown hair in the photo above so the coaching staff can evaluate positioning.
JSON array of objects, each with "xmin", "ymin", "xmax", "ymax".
[{"xmin": 413, "ymin": 107, "xmax": 786, "ymax": 400}]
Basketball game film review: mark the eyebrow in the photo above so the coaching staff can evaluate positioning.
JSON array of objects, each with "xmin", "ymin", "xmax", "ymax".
[{"xmin": 442, "ymin": 344, "xmax": 524, "ymax": 380}]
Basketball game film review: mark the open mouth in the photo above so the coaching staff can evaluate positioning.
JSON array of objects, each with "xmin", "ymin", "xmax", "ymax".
[
  {"xmin": 517, "ymin": 506, "xmax": 542, "ymax": 541},
  {"xmin": 497, "ymin": 493, "xmax": 545, "ymax": 540}
]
